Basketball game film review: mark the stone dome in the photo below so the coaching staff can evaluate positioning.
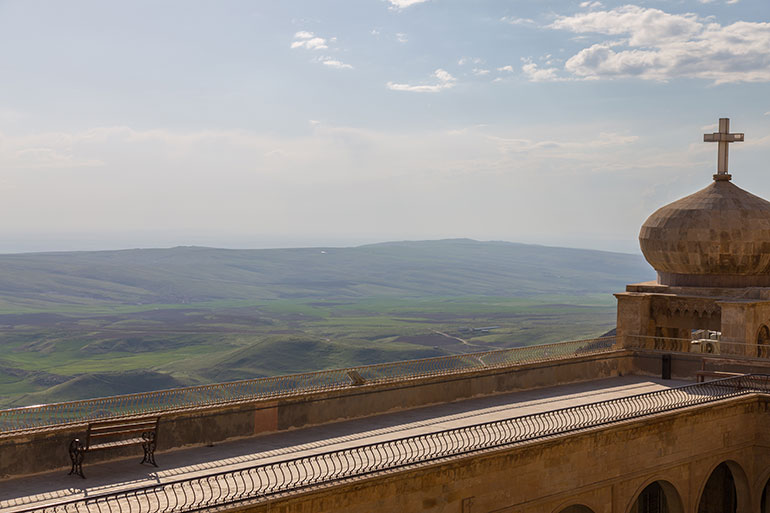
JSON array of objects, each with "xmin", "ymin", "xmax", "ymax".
[{"xmin": 639, "ymin": 179, "xmax": 770, "ymax": 287}]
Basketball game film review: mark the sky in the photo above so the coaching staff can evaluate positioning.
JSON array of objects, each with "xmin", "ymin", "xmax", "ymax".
[{"xmin": 1, "ymin": 0, "xmax": 769, "ymax": 254}]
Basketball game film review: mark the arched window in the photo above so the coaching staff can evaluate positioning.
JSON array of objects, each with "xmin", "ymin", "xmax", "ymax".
[
  {"xmin": 757, "ymin": 324, "xmax": 770, "ymax": 358},
  {"xmin": 761, "ymin": 475, "xmax": 770, "ymax": 513},
  {"xmin": 629, "ymin": 481, "xmax": 683, "ymax": 513},
  {"xmin": 697, "ymin": 461, "xmax": 751, "ymax": 513},
  {"xmin": 558, "ymin": 506, "xmax": 594, "ymax": 513}
]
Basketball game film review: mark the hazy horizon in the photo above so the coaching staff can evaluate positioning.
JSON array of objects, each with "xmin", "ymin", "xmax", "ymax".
[{"xmin": 0, "ymin": 233, "xmax": 644, "ymax": 256}]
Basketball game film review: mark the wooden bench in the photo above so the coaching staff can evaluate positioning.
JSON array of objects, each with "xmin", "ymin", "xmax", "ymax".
[
  {"xmin": 68, "ymin": 416, "xmax": 159, "ymax": 478},
  {"xmin": 695, "ymin": 370, "xmax": 744, "ymax": 383}
]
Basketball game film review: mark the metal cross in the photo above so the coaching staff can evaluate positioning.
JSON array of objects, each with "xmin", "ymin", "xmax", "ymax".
[{"xmin": 703, "ymin": 118, "xmax": 744, "ymax": 180}]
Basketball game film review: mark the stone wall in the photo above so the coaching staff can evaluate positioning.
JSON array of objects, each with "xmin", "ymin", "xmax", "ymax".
[
  {"xmin": 0, "ymin": 350, "xmax": 634, "ymax": 479},
  {"xmin": 225, "ymin": 395, "xmax": 770, "ymax": 513},
  {"xmin": 4, "ymin": 349, "xmax": 768, "ymax": 481}
]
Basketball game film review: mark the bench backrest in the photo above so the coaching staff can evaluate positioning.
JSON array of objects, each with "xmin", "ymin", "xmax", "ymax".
[{"xmin": 84, "ymin": 417, "xmax": 159, "ymax": 449}]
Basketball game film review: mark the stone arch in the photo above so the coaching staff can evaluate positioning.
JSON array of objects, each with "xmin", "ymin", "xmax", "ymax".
[
  {"xmin": 555, "ymin": 505, "xmax": 595, "ymax": 513},
  {"xmin": 757, "ymin": 324, "xmax": 770, "ymax": 358},
  {"xmin": 627, "ymin": 479, "xmax": 684, "ymax": 513},
  {"xmin": 758, "ymin": 466, "xmax": 770, "ymax": 513},
  {"xmin": 696, "ymin": 460, "xmax": 752, "ymax": 513}
]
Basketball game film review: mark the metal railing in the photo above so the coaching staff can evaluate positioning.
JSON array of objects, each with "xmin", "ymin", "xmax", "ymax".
[
  {"xmin": 0, "ymin": 336, "xmax": 618, "ymax": 434},
  {"xmin": 16, "ymin": 374, "xmax": 770, "ymax": 513},
  {"xmin": 628, "ymin": 335, "xmax": 770, "ymax": 359}
]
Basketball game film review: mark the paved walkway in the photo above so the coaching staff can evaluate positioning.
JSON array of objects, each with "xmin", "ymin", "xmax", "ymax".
[{"xmin": 0, "ymin": 376, "xmax": 689, "ymax": 512}]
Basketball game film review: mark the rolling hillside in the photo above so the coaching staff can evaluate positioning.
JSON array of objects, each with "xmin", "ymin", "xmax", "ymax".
[
  {"xmin": 0, "ymin": 239, "xmax": 654, "ymax": 407},
  {"xmin": 0, "ymin": 239, "xmax": 653, "ymax": 312}
]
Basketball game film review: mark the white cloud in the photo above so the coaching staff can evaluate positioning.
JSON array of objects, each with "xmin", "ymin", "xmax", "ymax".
[
  {"xmin": 387, "ymin": 0, "xmax": 429, "ymax": 9},
  {"xmin": 290, "ymin": 31, "xmax": 329, "ymax": 50},
  {"xmin": 488, "ymin": 131, "xmax": 638, "ymax": 154},
  {"xmin": 746, "ymin": 134, "xmax": 770, "ymax": 148},
  {"xmin": 293, "ymin": 33, "xmax": 350, "ymax": 70},
  {"xmin": 11, "ymin": 147, "xmax": 103, "ymax": 169},
  {"xmin": 500, "ymin": 16, "xmax": 535, "ymax": 26},
  {"xmin": 387, "ymin": 68, "xmax": 456, "ymax": 93},
  {"xmin": 521, "ymin": 61, "xmax": 560, "ymax": 82},
  {"xmin": 551, "ymin": 6, "xmax": 702, "ymax": 46},
  {"xmin": 0, "ymin": 130, "xmax": 105, "ymax": 169},
  {"xmin": 458, "ymin": 57, "xmax": 482, "ymax": 66},
  {"xmin": 497, "ymin": 65, "xmax": 515, "ymax": 73},
  {"xmin": 434, "ymin": 69, "xmax": 455, "ymax": 82},
  {"xmin": 264, "ymin": 148, "xmax": 288, "ymax": 158},
  {"xmin": 291, "ymin": 38, "xmax": 327, "ymax": 50},
  {"xmin": 546, "ymin": 5, "xmax": 770, "ymax": 84},
  {"xmin": 396, "ymin": 33, "xmax": 408, "ymax": 43},
  {"xmin": 472, "ymin": 68, "xmax": 490, "ymax": 76},
  {"xmin": 320, "ymin": 57, "xmax": 353, "ymax": 70},
  {"xmin": 580, "ymin": 1, "xmax": 603, "ymax": 8}
]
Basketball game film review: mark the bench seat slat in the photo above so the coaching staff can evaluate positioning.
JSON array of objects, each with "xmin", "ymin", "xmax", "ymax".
[
  {"xmin": 87, "ymin": 438, "xmax": 145, "ymax": 451},
  {"xmin": 90, "ymin": 422, "xmax": 157, "ymax": 432},
  {"xmin": 90, "ymin": 427, "xmax": 155, "ymax": 439},
  {"xmin": 88, "ymin": 416, "xmax": 160, "ymax": 428}
]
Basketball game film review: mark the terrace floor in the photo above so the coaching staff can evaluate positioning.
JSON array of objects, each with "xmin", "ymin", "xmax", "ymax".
[{"xmin": 0, "ymin": 375, "xmax": 690, "ymax": 512}]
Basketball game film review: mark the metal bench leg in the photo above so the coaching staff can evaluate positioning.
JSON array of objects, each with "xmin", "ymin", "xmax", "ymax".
[
  {"xmin": 68, "ymin": 438, "xmax": 86, "ymax": 479},
  {"xmin": 141, "ymin": 431, "xmax": 158, "ymax": 467}
]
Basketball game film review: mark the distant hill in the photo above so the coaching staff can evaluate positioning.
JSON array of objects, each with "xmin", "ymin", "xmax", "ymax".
[{"xmin": 0, "ymin": 239, "xmax": 653, "ymax": 311}]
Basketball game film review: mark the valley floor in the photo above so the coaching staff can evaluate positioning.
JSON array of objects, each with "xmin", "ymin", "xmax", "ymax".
[{"xmin": 0, "ymin": 296, "xmax": 615, "ymax": 407}]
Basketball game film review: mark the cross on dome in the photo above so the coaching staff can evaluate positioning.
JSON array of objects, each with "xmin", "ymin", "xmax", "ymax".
[{"xmin": 703, "ymin": 118, "xmax": 744, "ymax": 181}]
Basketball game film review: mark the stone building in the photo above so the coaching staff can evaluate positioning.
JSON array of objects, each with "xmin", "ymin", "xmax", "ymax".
[{"xmin": 617, "ymin": 119, "xmax": 770, "ymax": 356}]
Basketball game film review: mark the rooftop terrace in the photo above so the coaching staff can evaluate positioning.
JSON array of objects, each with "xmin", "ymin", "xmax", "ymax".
[
  {"xmin": 0, "ymin": 376, "xmax": 695, "ymax": 512},
  {"xmin": 3, "ymin": 337, "xmax": 770, "ymax": 512}
]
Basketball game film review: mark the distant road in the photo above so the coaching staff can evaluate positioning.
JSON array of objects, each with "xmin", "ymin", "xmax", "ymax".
[{"xmin": 430, "ymin": 329, "xmax": 479, "ymax": 348}]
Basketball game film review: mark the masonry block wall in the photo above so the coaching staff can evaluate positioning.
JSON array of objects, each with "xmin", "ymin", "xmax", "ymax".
[{"xmin": 228, "ymin": 396, "xmax": 770, "ymax": 513}]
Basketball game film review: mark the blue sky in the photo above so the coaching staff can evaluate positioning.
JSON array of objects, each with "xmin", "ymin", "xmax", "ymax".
[{"xmin": 1, "ymin": 0, "xmax": 768, "ymax": 253}]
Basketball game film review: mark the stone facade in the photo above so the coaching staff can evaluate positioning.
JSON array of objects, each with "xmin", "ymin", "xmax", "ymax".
[
  {"xmin": 616, "ymin": 282, "xmax": 770, "ymax": 355},
  {"xmin": 228, "ymin": 395, "xmax": 770, "ymax": 513}
]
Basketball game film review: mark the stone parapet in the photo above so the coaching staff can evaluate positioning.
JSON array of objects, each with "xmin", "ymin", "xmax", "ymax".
[{"xmin": 0, "ymin": 349, "xmax": 632, "ymax": 479}]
